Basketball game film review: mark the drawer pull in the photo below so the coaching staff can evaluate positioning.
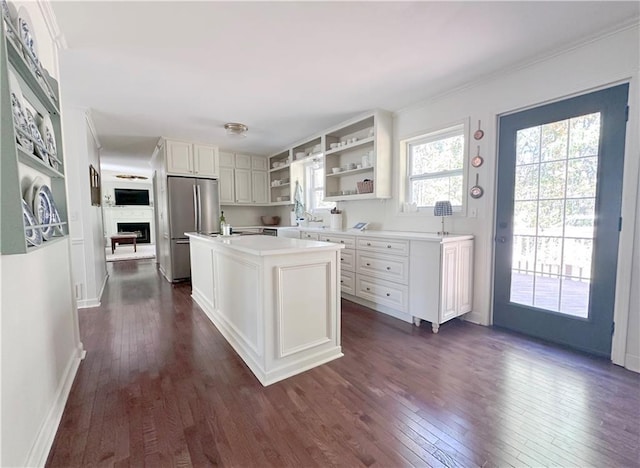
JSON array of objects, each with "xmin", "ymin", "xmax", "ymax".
[
  {"xmin": 325, "ymin": 238, "xmax": 330, "ymax": 241},
  {"xmin": 387, "ymin": 245, "xmax": 392, "ymax": 248},
  {"xmin": 386, "ymin": 266, "xmax": 391, "ymax": 270},
  {"xmin": 367, "ymin": 242, "xmax": 371, "ymax": 246},
  {"xmin": 386, "ymin": 293, "xmax": 390, "ymax": 297},
  {"xmin": 341, "ymin": 258, "xmax": 344, "ymax": 261},
  {"xmin": 366, "ymin": 287, "xmax": 370, "ymax": 291},
  {"xmin": 366, "ymin": 263, "xmax": 371, "ymax": 266},
  {"xmin": 340, "ymin": 280, "xmax": 344, "ymax": 283},
  {"xmin": 340, "ymin": 240, "xmax": 344, "ymax": 243}
]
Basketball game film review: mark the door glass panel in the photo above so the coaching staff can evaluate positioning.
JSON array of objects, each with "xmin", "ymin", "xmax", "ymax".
[{"xmin": 510, "ymin": 112, "xmax": 600, "ymax": 318}]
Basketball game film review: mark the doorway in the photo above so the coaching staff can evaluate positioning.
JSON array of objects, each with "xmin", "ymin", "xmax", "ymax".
[{"xmin": 493, "ymin": 84, "xmax": 629, "ymax": 356}]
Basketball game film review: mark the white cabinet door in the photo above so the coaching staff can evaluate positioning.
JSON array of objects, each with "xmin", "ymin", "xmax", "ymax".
[
  {"xmin": 251, "ymin": 156, "xmax": 268, "ymax": 171},
  {"xmin": 193, "ymin": 144, "xmax": 218, "ymax": 177},
  {"xmin": 251, "ymin": 171, "xmax": 268, "ymax": 203},
  {"xmin": 235, "ymin": 154, "xmax": 252, "ymax": 170},
  {"xmin": 458, "ymin": 240, "xmax": 474, "ymax": 314},
  {"xmin": 234, "ymin": 168, "xmax": 252, "ymax": 203},
  {"xmin": 219, "ymin": 167, "xmax": 235, "ymax": 204},
  {"xmin": 219, "ymin": 152, "xmax": 235, "ymax": 167},
  {"xmin": 166, "ymin": 140, "xmax": 193, "ymax": 175},
  {"xmin": 440, "ymin": 243, "xmax": 458, "ymax": 322}
]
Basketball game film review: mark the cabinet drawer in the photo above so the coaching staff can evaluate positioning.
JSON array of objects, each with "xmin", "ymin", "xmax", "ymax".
[
  {"xmin": 340, "ymin": 271, "xmax": 355, "ymax": 295},
  {"xmin": 318, "ymin": 234, "xmax": 355, "ymax": 249},
  {"xmin": 357, "ymin": 237, "xmax": 409, "ymax": 256},
  {"xmin": 356, "ymin": 275, "xmax": 408, "ymax": 312},
  {"xmin": 356, "ymin": 251, "xmax": 408, "ymax": 284},
  {"xmin": 300, "ymin": 231, "xmax": 319, "ymax": 240},
  {"xmin": 340, "ymin": 248, "xmax": 355, "ymax": 272}
]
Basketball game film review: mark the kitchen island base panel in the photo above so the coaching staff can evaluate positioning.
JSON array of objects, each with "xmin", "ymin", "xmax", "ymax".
[{"xmin": 188, "ymin": 234, "xmax": 343, "ymax": 386}]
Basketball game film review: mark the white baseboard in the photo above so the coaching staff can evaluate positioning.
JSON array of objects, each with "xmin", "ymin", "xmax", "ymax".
[
  {"xmin": 625, "ymin": 353, "xmax": 640, "ymax": 373},
  {"xmin": 77, "ymin": 272, "xmax": 108, "ymax": 309},
  {"xmin": 24, "ymin": 343, "xmax": 84, "ymax": 467},
  {"xmin": 341, "ymin": 294, "xmax": 413, "ymax": 323}
]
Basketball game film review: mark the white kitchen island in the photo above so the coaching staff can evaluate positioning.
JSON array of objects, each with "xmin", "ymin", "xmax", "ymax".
[{"xmin": 187, "ymin": 233, "xmax": 344, "ymax": 386}]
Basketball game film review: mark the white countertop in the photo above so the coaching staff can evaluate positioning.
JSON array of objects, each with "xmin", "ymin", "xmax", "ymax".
[
  {"xmin": 281, "ymin": 227, "xmax": 473, "ymax": 242},
  {"xmin": 186, "ymin": 232, "xmax": 344, "ymax": 256}
]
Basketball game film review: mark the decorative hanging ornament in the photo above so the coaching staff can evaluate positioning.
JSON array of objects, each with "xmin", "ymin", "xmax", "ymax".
[{"xmin": 471, "ymin": 146, "xmax": 484, "ymax": 168}]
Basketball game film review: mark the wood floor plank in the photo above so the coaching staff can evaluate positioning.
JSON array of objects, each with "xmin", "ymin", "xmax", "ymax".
[{"xmin": 46, "ymin": 260, "xmax": 640, "ymax": 467}]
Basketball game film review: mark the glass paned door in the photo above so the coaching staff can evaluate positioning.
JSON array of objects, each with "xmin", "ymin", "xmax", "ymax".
[
  {"xmin": 511, "ymin": 113, "xmax": 600, "ymax": 318},
  {"xmin": 494, "ymin": 84, "xmax": 628, "ymax": 357}
]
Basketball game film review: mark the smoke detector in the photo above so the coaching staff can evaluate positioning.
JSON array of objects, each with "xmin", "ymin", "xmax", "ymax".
[{"xmin": 224, "ymin": 122, "xmax": 248, "ymax": 138}]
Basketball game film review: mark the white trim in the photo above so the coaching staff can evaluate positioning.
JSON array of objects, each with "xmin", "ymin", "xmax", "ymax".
[
  {"xmin": 77, "ymin": 273, "xmax": 108, "ymax": 309},
  {"xmin": 611, "ymin": 71, "xmax": 639, "ymax": 368},
  {"xmin": 624, "ymin": 353, "xmax": 640, "ymax": 373},
  {"xmin": 24, "ymin": 344, "xmax": 84, "ymax": 467},
  {"xmin": 36, "ymin": 0, "xmax": 67, "ymax": 50},
  {"xmin": 85, "ymin": 110, "xmax": 102, "ymax": 150}
]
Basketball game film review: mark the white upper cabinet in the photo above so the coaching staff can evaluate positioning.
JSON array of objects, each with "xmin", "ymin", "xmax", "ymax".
[
  {"xmin": 252, "ymin": 155, "xmax": 268, "ymax": 171},
  {"xmin": 166, "ymin": 140, "xmax": 193, "ymax": 174},
  {"xmin": 218, "ymin": 153, "xmax": 269, "ymax": 205},
  {"xmin": 165, "ymin": 139, "xmax": 219, "ymax": 177},
  {"xmin": 193, "ymin": 144, "xmax": 218, "ymax": 177}
]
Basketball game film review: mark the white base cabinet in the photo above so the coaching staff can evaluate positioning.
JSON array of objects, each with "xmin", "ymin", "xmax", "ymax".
[{"xmin": 300, "ymin": 229, "xmax": 474, "ymax": 333}]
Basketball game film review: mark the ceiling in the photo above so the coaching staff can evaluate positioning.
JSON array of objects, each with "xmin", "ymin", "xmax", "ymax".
[{"xmin": 50, "ymin": 1, "xmax": 639, "ymax": 175}]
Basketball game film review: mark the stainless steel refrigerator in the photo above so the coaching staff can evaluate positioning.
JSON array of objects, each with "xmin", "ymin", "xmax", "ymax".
[{"xmin": 168, "ymin": 176, "xmax": 220, "ymax": 281}]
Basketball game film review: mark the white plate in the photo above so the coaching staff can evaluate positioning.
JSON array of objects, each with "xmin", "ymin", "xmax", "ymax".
[
  {"xmin": 8, "ymin": 69, "xmax": 31, "ymax": 140},
  {"xmin": 39, "ymin": 112, "xmax": 57, "ymax": 156},
  {"xmin": 22, "ymin": 199, "xmax": 42, "ymax": 246},
  {"xmin": 17, "ymin": 6, "xmax": 38, "ymax": 62},
  {"xmin": 34, "ymin": 185, "xmax": 55, "ymax": 239},
  {"xmin": 24, "ymin": 106, "xmax": 47, "ymax": 160}
]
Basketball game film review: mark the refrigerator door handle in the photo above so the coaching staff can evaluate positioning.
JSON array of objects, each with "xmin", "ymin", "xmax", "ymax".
[
  {"xmin": 196, "ymin": 185, "xmax": 202, "ymax": 232},
  {"xmin": 175, "ymin": 240, "xmax": 190, "ymax": 245},
  {"xmin": 192, "ymin": 185, "xmax": 198, "ymax": 232}
]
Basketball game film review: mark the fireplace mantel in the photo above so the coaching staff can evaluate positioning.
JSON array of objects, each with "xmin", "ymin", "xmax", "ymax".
[{"xmin": 103, "ymin": 206, "xmax": 155, "ymax": 246}]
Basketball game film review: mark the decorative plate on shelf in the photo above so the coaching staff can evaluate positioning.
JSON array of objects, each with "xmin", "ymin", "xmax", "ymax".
[
  {"xmin": 39, "ymin": 113, "xmax": 57, "ymax": 157},
  {"xmin": 1, "ymin": 0, "xmax": 15, "ymax": 41},
  {"xmin": 17, "ymin": 7, "xmax": 38, "ymax": 63},
  {"xmin": 34, "ymin": 184, "xmax": 55, "ymax": 239},
  {"xmin": 8, "ymin": 69, "xmax": 33, "ymax": 151},
  {"xmin": 24, "ymin": 107, "xmax": 47, "ymax": 160},
  {"xmin": 22, "ymin": 199, "xmax": 42, "ymax": 247}
]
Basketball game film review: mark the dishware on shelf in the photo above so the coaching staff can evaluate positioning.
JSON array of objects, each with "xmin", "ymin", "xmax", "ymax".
[
  {"xmin": 362, "ymin": 155, "xmax": 371, "ymax": 167},
  {"xmin": 368, "ymin": 127, "xmax": 375, "ymax": 137},
  {"xmin": 330, "ymin": 143, "xmax": 339, "ymax": 149},
  {"xmin": 34, "ymin": 184, "xmax": 54, "ymax": 239},
  {"xmin": 22, "ymin": 199, "xmax": 42, "ymax": 246},
  {"xmin": 295, "ymin": 151, "xmax": 305, "ymax": 159},
  {"xmin": 332, "ymin": 167, "xmax": 342, "ymax": 174},
  {"xmin": 8, "ymin": 69, "xmax": 32, "ymax": 148},
  {"xmin": 17, "ymin": 7, "xmax": 39, "ymax": 66},
  {"xmin": 260, "ymin": 216, "xmax": 281, "ymax": 226},
  {"xmin": 24, "ymin": 107, "xmax": 47, "ymax": 160},
  {"xmin": 356, "ymin": 164, "xmax": 362, "ymax": 169},
  {"xmin": 347, "ymin": 162, "xmax": 356, "ymax": 170}
]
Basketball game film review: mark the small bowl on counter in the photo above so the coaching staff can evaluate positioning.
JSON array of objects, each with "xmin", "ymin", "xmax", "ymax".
[{"xmin": 261, "ymin": 216, "xmax": 281, "ymax": 226}]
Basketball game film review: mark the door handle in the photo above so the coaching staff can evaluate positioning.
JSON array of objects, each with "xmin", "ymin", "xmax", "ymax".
[
  {"xmin": 196, "ymin": 185, "xmax": 202, "ymax": 232},
  {"xmin": 495, "ymin": 236, "xmax": 507, "ymax": 243},
  {"xmin": 193, "ymin": 185, "xmax": 198, "ymax": 231}
]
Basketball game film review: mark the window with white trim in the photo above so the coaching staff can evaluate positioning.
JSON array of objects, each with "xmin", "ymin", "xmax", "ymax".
[
  {"xmin": 304, "ymin": 158, "xmax": 335, "ymax": 212},
  {"xmin": 406, "ymin": 124, "xmax": 465, "ymax": 209}
]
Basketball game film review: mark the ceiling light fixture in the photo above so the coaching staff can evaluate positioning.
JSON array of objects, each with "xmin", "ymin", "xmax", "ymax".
[
  {"xmin": 224, "ymin": 122, "xmax": 248, "ymax": 138},
  {"xmin": 115, "ymin": 174, "xmax": 148, "ymax": 180}
]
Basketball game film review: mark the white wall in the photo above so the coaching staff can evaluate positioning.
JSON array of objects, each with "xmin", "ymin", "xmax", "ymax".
[
  {"xmin": 61, "ymin": 107, "xmax": 108, "ymax": 308},
  {"xmin": 337, "ymin": 25, "xmax": 640, "ymax": 370},
  {"xmin": 223, "ymin": 204, "xmax": 292, "ymax": 228},
  {"xmin": 1, "ymin": 1, "xmax": 84, "ymax": 465}
]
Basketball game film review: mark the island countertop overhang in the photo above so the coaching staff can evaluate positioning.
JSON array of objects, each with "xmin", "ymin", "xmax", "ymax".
[{"xmin": 186, "ymin": 232, "xmax": 344, "ymax": 256}]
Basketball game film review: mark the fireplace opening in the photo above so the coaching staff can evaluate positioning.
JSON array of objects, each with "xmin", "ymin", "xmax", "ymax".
[{"xmin": 117, "ymin": 222, "xmax": 151, "ymax": 244}]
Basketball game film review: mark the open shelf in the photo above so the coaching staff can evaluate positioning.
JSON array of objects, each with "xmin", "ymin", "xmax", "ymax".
[
  {"xmin": 325, "ymin": 136, "xmax": 374, "ymax": 155},
  {"xmin": 326, "ymin": 166, "xmax": 374, "ymax": 178}
]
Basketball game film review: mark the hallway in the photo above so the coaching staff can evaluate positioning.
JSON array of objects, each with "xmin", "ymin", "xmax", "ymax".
[{"xmin": 46, "ymin": 260, "xmax": 640, "ymax": 467}]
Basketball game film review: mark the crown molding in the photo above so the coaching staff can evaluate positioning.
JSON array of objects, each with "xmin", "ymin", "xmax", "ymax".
[{"xmin": 37, "ymin": 0, "xmax": 67, "ymax": 50}]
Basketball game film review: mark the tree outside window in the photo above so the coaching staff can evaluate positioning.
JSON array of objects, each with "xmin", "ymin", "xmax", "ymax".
[{"xmin": 406, "ymin": 124, "xmax": 465, "ymax": 209}]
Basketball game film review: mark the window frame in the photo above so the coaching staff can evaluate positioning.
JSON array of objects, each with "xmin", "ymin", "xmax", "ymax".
[
  {"xmin": 399, "ymin": 120, "xmax": 469, "ymax": 216},
  {"xmin": 303, "ymin": 157, "xmax": 335, "ymax": 213}
]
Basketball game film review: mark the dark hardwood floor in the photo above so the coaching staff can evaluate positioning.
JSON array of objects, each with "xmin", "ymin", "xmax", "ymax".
[{"xmin": 46, "ymin": 260, "xmax": 640, "ymax": 467}]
